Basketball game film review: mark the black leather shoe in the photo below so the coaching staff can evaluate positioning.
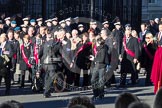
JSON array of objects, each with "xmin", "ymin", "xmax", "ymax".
[
  {"xmin": 43, "ymin": 93, "xmax": 51, "ymax": 98},
  {"xmin": 99, "ymin": 95, "xmax": 104, "ymax": 99}
]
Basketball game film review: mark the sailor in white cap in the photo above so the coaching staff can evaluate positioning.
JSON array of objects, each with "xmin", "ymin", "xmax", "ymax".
[
  {"xmin": 4, "ymin": 17, "xmax": 11, "ymax": 33},
  {"xmin": 59, "ymin": 20, "xmax": 66, "ymax": 29},
  {"xmin": 22, "ymin": 17, "xmax": 29, "ymax": 26},
  {"xmin": 65, "ymin": 17, "xmax": 72, "ymax": 32},
  {"xmin": 4, "ymin": 17, "xmax": 11, "ymax": 21},
  {"xmin": 51, "ymin": 17, "xmax": 58, "ymax": 30},
  {"xmin": 111, "ymin": 21, "xmax": 123, "ymax": 54},
  {"xmin": 45, "ymin": 19, "xmax": 52, "ymax": 31},
  {"xmin": 102, "ymin": 21, "xmax": 111, "ymax": 35},
  {"xmin": 36, "ymin": 17, "xmax": 43, "ymax": 29},
  {"xmin": 78, "ymin": 24, "xmax": 85, "ymax": 35},
  {"xmin": 20, "ymin": 24, "xmax": 28, "ymax": 38}
]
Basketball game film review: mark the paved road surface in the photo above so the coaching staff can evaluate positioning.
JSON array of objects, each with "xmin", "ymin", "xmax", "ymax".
[{"xmin": 0, "ymin": 73, "xmax": 155, "ymax": 108}]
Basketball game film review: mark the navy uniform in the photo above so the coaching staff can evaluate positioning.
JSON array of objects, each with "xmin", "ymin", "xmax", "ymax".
[
  {"xmin": 36, "ymin": 18, "xmax": 43, "ymax": 33},
  {"xmin": 112, "ymin": 22, "xmax": 124, "ymax": 55},
  {"xmin": 102, "ymin": 21, "xmax": 111, "ymax": 36},
  {"xmin": 20, "ymin": 24, "xmax": 28, "ymax": 39},
  {"xmin": 45, "ymin": 19, "xmax": 53, "ymax": 32},
  {"xmin": 65, "ymin": 17, "xmax": 72, "ymax": 33},
  {"xmin": 78, "ymin": 24, "xmax": 86, "ymax": 36},
  {"xmin": 51, "ymin": 17, "xmax": 59, "ymax": 32},
  {"xmin": 4, "ymin": 17, "xmax": 11, "ymax": 33}
]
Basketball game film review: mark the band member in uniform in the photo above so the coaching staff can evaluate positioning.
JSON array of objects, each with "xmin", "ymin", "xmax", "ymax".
[
  {"xmin": 78, "ymin": 24, "xmax": 86, "ymax": 36},
  {"xmin": 4, "ymin": 17, "xmax": 11, "ymax": 33},
  {"xmin": 0, "ymin": 33, "xmax": 13, "ymax": 95},
  {"xmin": 36, "ymin": 17, "xmax": 43, "ymax": 32},
  {"xmin": 39, "ymin": 29, "xmax": 62, "ymax": 98},
  {"xmin": 65, "ymin": 18, "xmax": 72, "ymax": 33},
  {"xmin": 20, "ymin": 24, "xmax": 28, "ymax": 39},
  {"xmin": 151, "ymin": 22, "xmax": 162, "ymax": 94},
  {"xmin": 22, "ymin": 17, "xmax": 29, "ymax": 27},
  {"xmin": 90, "ymin": 37, "xmax": 109, "ymax": 99},
  {"xmin": 119, "ymin": 29, "xmax": 140, "ymax": 86},
  {"xmin": 102, "ymin": 21, "xmax": 111, "ymax": 36},
  {"xmin": 45, "ymin": 19, "xmax": 53, "ymax": 32},
  {"xmin": 112, "ymin": 22, "xmax": 124, "ymax": 55},
  {"xmin": 39, "ymin": 26, "xmax": 46, "ymax": 43}
]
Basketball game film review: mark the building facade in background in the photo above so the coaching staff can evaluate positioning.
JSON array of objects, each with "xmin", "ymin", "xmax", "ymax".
[
  {"xmin": 142, "ymin": 0, "xmax": 162, "ymax": 21},
  {"xmin": 0, "ymin": 0, "xmax": 142, "ymax": 31}
]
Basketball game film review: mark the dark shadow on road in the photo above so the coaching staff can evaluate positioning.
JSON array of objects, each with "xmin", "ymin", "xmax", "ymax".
[{"xmin": 23, "ymin": 99, "xmax": 69, "ymax": 108}]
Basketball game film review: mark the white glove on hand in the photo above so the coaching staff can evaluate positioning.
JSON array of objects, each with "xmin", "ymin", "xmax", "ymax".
[{"xmin": 89, "ymin": 55, "xmax": 94, "ymax": 61}]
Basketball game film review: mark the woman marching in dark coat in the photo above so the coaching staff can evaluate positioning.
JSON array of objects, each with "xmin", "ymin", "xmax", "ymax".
[
  {"xmin": 141, "ymin": 33, "xmax": 156, "ymax": 86},
  {"xmin": 19, "ymin": 35, "xmax": 33, "ymax": 88}
]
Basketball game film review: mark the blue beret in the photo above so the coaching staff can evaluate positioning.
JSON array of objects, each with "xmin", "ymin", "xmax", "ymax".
[
  {"xmin": 14, "ymin": 27, "xmax": 21, "ymax": 31},
  {"xmin": 30, "ymin": 19, "xmax": 36, "ymax": 23},
  {"xmin": 11, "ymin": 21, "xmax": 16, "ymax": 24}
]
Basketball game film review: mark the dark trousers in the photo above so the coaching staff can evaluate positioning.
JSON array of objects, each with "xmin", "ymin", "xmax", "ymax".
[
  {"xmin": 91, "ymin": 68, "xmax": 105, "ymax": 97},
  {"xmin": 43, "ymin": 64, "xmax": 57, "ymax": 95},
  {"xmin": 11, "ymin": 58, "xmax": 16, "ymax": 82},
  {"xmin": 20, "ymin": 68, "xmax": 32, "ymax": 87},
  {"xmin": 0, "ymin": 70, "xmax": 11, "ymax": 95},
  {"xmin": 120, "ymin": 59, "xmax": 137, "ymax": 85},
  {"xmin": 74, "ymin": 70, "xmax": 89, "ymax": 87},
  {"xmin": 145, "ymin": 66, "xmax": 152, "ymax": 85}
]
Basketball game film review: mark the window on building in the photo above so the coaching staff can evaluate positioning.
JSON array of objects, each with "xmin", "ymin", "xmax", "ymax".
[{"xmin": 148, "ymin": 0, "xmax": 156, "ymax": 3}]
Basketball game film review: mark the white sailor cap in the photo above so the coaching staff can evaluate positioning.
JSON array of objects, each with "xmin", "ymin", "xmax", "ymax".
[
  {"xmin": 65, "ymin": 17, "xmax": 71, "ymax": 22},
  {"xmin": 4, "ymin": 17, "xmax": 11, "ymax": 21},
  {"xmin": 78, "ymin": 24, "xmax": 84, "ymax": 28},
  {"xmin": 59, "ymin": 20, "xmax": 65, "ymax": 24},
  {"xmin": 102, "ymin": 21, "xmax": 109, "ymax": 25},
  {"xmin": 52, "ymin": 17, "xmax": 58, "ymax": 21},
  {"xmin": 73, "ymin": 17, "xmax": 79, "ymax": 20},
  {"xmin": 23, "ymin": 17, "xmax": 29, "ymax": 21},
  {"xmin": 36, "ymin": 18, "xmax": 43, "ymax": 22},
  {"xmin": 90, "ymin": 21, "xmax": 97, "ymax": 25},
  {"xmin": 114, "ymin": 22, "xmax": 121, "ymax": 26},
  {"xmin": 45, "ymin": 19, "xmax": 52, "ymax": 23},
  {"xmin": 20, "ymin": 24, "xmax": 27, "ymax": 28}
]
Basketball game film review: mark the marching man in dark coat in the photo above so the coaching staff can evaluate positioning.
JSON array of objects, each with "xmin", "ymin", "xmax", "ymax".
[
  {"xmin": 39, "ymin": 29, "xmax": 62, "ymax": 98},
  {"xmin": 119, "ymin": 29, "xmax": 140, "ymax": 86},
  {"xmin": 90, "ymin": 37, "xmax": 109, "ymax": 99}
]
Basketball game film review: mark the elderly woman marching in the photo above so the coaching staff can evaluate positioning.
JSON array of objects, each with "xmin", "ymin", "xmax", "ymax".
[{"xmin": 19, "ymin": 35, "xmax": 33, "ymax": 88}]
